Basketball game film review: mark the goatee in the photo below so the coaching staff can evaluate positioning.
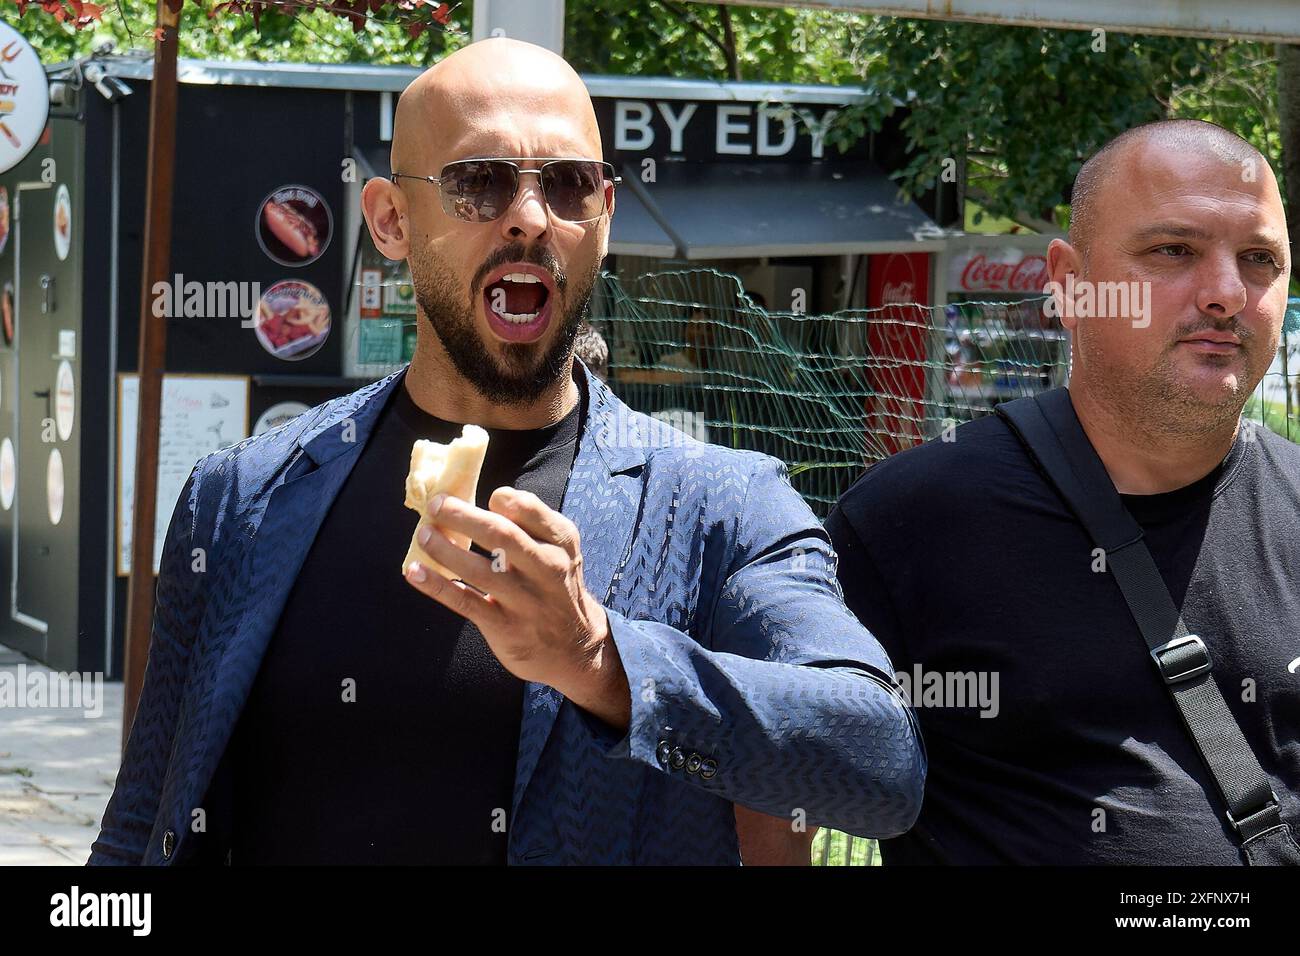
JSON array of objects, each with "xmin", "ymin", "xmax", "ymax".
[{"xmin": 409, "ymin": 239, "xmax": 599, "ymax": 406}]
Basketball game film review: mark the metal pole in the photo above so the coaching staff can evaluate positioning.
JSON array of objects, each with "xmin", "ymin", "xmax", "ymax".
[
  {"xmin": 122, "ymin": 0, "xmax": 182, "ymax": 746},
  {"xmin": 1284, "ymin": 330, "xmax": 1292, "ymax": 441}
]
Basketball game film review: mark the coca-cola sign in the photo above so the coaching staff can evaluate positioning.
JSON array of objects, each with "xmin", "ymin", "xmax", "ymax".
[
  {"xmin": 866, "ymin": 253, "xmax": 930, "ymax": 456},
  {"xmin": 950, "ymin": 248, "xmax": 1050, "ymax": 294},
  {"xmin": 881, "ymin": 280, "xmax": 916, "ymax": 306}
]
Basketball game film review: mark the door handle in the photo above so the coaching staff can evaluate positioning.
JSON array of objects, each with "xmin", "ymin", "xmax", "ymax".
[{"xmin": 39, "ymin": 274, "xmax": 54, "ymax": 314}]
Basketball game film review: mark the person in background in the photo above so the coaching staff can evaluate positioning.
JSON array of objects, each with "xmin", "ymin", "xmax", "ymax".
[
  {"xmin": 659, "ymin": 305, "xmax": 714, "ymax": 374},
  {"xmin": 573, "ymin": 322, "xmax": 608, "ymax": 382},
  {"xmin": 827, "ymin": 119, "xmax": 1298, "ymax": 865}
]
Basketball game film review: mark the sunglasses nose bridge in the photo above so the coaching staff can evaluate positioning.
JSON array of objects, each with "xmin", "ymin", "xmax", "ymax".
[
  {"xmin": 499, "ymin": 166, "xmax": 552, "ymax": 230},
  {"xmin": 514, "ymin": 167, "xmax": 549, "ymax": 205},
  {"xmin": 513, "ymin": 167, "xmax": 547, "ymax": 199}
]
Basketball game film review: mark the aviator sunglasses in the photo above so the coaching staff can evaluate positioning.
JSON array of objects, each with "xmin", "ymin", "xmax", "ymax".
[{"xmin": 390, "ymin": 157, "xmax": 621, "ymax": 224}]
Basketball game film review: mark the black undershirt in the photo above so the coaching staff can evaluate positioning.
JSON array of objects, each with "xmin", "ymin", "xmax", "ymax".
[
  {"xmin": 229, "ymin": 376, "xmax": 583, "ymax": 865},
  {"xmin": 826, "ymin": 414, "xmax": 1300, "ymax": 865}
]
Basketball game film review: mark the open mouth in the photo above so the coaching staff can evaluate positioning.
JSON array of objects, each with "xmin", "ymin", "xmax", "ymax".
[{"xmin": 480, "ymin": 263, "xmax": 556, "ymax": 343}]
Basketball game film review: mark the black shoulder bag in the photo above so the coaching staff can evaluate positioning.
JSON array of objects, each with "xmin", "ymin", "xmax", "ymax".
[{"xmin": 996, "ymin": 387, "xmax": 1300, "ymax": 865}]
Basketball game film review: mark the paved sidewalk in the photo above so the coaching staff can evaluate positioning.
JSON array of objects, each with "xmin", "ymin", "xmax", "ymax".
[{"xmin": 0, "ymin": 644, "xmax": 123, "ymax": 865}]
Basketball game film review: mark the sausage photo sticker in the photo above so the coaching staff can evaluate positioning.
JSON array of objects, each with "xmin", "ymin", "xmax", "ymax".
[
  {"xmin": 254, "ymin": 279, "xmax": 331, "ymax": 361},
  {"xmin": 2, "ymin": 280, "xmax": 13, "ymax": 347},
  {"xmin": 255, "ymin": 184, "xmax": 333, "ymax": 267},
  {"xmin": 53, "ymin": 183, "xmax": 71, "ymax": 261}
]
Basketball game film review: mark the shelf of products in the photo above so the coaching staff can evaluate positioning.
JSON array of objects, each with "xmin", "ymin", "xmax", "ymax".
[{"xmin": 356, "ymin": 235, "xmax": 419, "ymax": 366}]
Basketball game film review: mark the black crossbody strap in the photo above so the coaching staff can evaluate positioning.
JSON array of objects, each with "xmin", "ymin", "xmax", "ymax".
[{"xmin": 997, "ymin": 388, "xmax": 1299, "ymax": 865}]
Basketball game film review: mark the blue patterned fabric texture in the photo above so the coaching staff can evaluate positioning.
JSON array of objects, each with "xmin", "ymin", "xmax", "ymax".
[{"xmin": 89, "ymin": 358, "xmax": 925, "ymax": 865}]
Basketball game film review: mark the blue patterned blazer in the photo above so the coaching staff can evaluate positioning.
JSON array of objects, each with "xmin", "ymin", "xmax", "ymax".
[{"xmin": 89, "ymin": 359, "xmax": 925, "ymax": 865}]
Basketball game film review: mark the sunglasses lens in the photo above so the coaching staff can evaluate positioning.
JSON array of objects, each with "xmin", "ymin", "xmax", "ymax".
[
  {"xmin": 440, "ymin": 161, "xmax": 516, "ymax": 222},
  {"xmin": 542, "ymin": 161, "xmax": 608, "ymax": 221}
]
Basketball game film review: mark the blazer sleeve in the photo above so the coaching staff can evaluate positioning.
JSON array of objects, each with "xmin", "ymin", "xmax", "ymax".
[
  {"xmin": 578, "ymin": 454, "xmax": 927, "ymax": 839},
  {"xmin": 87, "ymin": 457, "xmax": 209, "ymax": 865}
]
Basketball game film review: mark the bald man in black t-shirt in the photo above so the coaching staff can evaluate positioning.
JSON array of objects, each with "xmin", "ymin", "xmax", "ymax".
[{"xmin": 828, "ymin": 119, "xmax": 1299, "ymax": 865}]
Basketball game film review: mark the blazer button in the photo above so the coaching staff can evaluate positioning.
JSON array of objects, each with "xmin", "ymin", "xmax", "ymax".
[
  {"xmin": 669, "ymin": 747, "xmax": 686, "ymax": 770},
  {"xmin": 700, "ymin": 758, "xmax": 718, "ymax": 779},
  {"xmin": 161, "ymin": 829, "xmax": 175, "ymax": 860},
  {"xmin": 685, "ymin": 753, "xmax": 703, "ymax": 774},
  {"xmin": 656, "ymin": 740, "xmax": 672, "ymax": 765}
]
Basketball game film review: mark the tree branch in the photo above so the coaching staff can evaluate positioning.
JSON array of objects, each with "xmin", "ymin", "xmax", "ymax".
[
  {"xmin": 967, "ymin": 184, "xmax": 1063, "ymax": 234},
  {"xmin": 717, "ymin": 3, "xmax": 739, "ymax": 81},
  {"xmin": 657, "ymin": 0, "xmax": 732, "ymax": 77}
]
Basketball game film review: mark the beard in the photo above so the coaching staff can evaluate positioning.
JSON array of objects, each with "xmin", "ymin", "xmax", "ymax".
[
  {"xmin": 408, "ymin": 239, "xmax": 600, "ymax": 406},
  {"xmin": 1077, "ymin": 312, "xmax": 1271, "ymax": 440}
]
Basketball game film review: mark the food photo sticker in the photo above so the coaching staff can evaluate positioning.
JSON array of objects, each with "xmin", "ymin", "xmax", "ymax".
[
  {"xmin": 54, "ymin": 359, "xmax": 74, "ymax": 441},
  {"xmin": 53, "ymin": 183, "xmax": 71, "ymax": 261},
  {"xmin": 256, "ymin": 185, "xmax": 333, "ymax": 267},
  {"xmin": 2, "ymin": 280, "xmax": 12, "ymax": 347},
  {"xmin": 46, "ymin": 446, "xmax": 63, "ymax": 525},
  {"xmin": 254, "ymin": 279, "xmax": 331, "ymax": 361},
  {"xmin": 0, "ymin": 22, "xmax": 51, "ymax": 176},
  {"xmin": 0, "ymin": 436, "xmax": 13, "ymax": 511},
  {"xmin": 0, "ymin": 185, "xmax": 9, "ymax": 257},
  {"xmin": 253, "ymin": 400, "xmax": 310, "ymax": 436}
]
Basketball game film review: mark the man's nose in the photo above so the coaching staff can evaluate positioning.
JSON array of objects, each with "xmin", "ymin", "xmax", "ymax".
[
  {"xmin": 497, "ymin": 170, "xmax": 550, "ymax": 243},
  {"xmin": 1195, "ymin": 249, "xmax": 1249, "ymax": 318}
]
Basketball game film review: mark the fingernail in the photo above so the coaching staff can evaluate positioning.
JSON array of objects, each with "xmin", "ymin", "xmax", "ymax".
[
  {"xmin": 429, "ymin": 493, "xmax": 446, "ymax": 516},
  {"xmin": 407, "ymin": 561, "xmax": 426, "ymax": 582},
  {"xmin": 417, "ymin": 526, "xmax": 431, "ymax": 547}
]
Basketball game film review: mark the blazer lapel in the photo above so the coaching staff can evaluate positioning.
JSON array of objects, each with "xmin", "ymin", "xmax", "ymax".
[{"xmin": 510, "ymin": 360, "xmax": 646, "ymax": 824}]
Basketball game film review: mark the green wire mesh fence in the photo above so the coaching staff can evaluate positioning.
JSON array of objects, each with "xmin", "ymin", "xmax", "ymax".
[
  {"xmin": 592, "ymin": 270, "xmax": 1299, "ymax": 521},
  {"xmin": 592, "ymin": 267, "xmax": 1067, "ymax": 518}
]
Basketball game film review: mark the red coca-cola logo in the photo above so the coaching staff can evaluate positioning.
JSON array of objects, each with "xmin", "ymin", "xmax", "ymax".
[
  {"xmin": 958, "ymin": 253, "xmax": 1049, "ymax": 293},
  {"xmin": 882, "ymin": 280, "xmax": 915, "ymax": 305},
  {"xmin": 877, "ymin": 253, "xmax": 921, "ymax": 306}
]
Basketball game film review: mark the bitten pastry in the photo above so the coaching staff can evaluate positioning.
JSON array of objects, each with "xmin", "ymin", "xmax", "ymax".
[{"xmin": 402, "ymin": 424, "xmax": 490, "ymax": 579}]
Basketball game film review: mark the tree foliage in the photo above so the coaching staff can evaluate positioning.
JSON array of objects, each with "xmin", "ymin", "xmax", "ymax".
[
  {"xmin": 562, "ymin": 2, "xmax": 863, "ymax": 85},
  {"xmin": 1, "ymin": 0, "xmax": 465, "ymax": 63},
  {"xmin": 2, "ymin": 2, "xmax": 1287, "ymax": 243},
  {"xmin": 821, "ymin": 19, "xmax": 1281, "ymax": 229}
]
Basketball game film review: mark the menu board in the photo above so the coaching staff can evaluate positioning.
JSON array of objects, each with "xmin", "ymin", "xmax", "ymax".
[{"xmin": 117, "ymin": 373, "xmax": 249, "ymax": 576}]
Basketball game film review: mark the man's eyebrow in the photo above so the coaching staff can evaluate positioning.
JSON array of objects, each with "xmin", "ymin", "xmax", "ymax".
[
  {"xmin": 1128, "ymin": 221, "xmax": 1289, "ymax": 255},
  {"xmin": 1244, "ymin": 231, "xmax": 1290, "ymax": 257},
  {"xmin": 1128, "ymin": 222, "xmax": 1215, "ymax": 244}
]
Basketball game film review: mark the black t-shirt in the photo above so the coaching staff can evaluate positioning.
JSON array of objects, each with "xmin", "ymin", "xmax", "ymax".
[
  {"xmin": 825, "ymin": 412, "xmax": 1300, "ymax": 865},
  {"xmin": 228, "ymin": 377, "xmax": 584, "ymax": 864}
]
